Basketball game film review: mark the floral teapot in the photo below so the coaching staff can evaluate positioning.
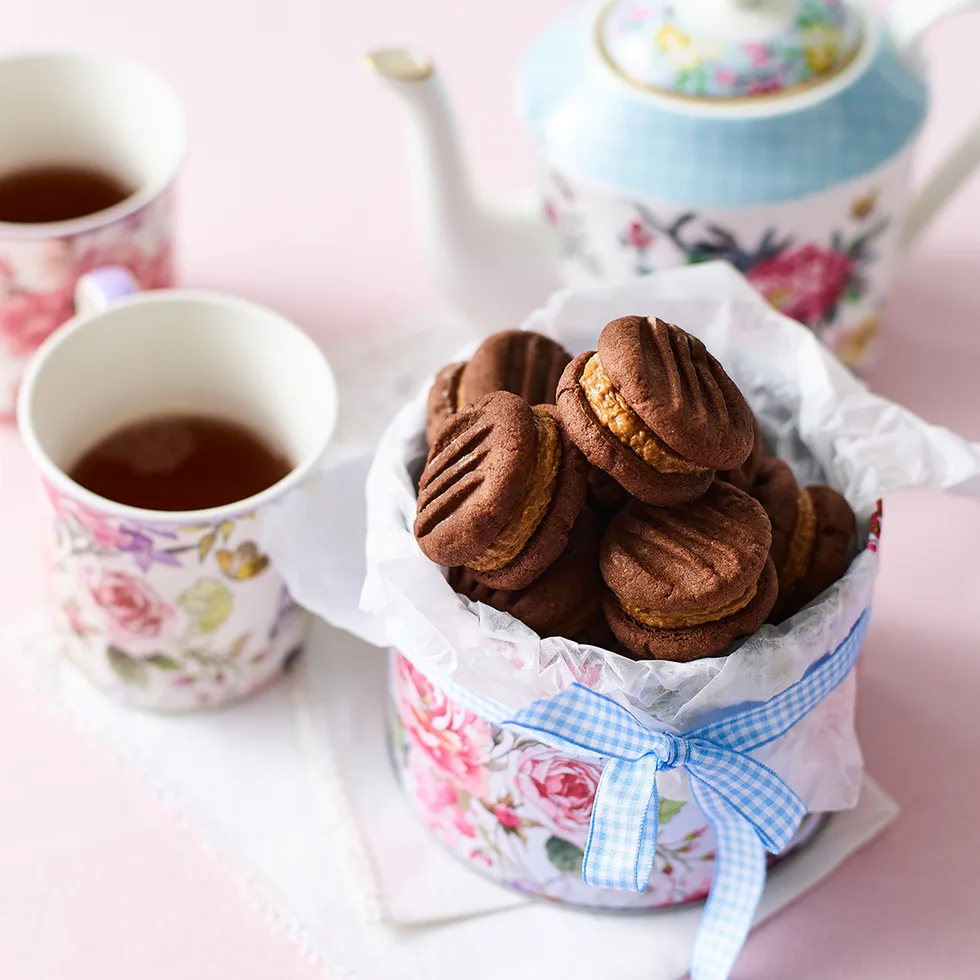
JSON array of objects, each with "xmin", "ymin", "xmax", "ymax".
[{"xmin": 368, "ymin": 0, "xmax": 980, "ymax": 367}]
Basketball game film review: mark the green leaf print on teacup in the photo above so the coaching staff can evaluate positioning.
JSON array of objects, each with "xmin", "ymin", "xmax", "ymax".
[
  {"xmin": 178, "ymin": 578, "xmax": 234, "ymax": 634},
  {"xmin": 107, "ymin": 646, "xmax": 149, "ymax": 687},
  {"xmin": 192, "ymin": 520, "xmax": 237, "ymax": 563}
]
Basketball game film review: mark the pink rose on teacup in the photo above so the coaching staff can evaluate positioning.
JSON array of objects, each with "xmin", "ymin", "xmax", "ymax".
[
  {"xmin": 78, "ymin": 240, "xmax": 175, "ymax": 292},
  {"xmin": 86, "ymin": 568, "xmax": 174, "ymax": 642},
  {"xmin": 394, "ymin": 654, "xmax": 493, "ymax": 797},
  {"xmin": 0, "ymin": 285, "xmax": 74, "ymax": 358},
  {"xmin": 45, "ymin": 482, "xmax": 128, "ymax": 550},
  {"xmin": 515, "ymin": 747, "xmax": 601, "ymax": 844},
  {"xmin": 0, "ymin": 240, "xmax": 174, "ymax": 361}
]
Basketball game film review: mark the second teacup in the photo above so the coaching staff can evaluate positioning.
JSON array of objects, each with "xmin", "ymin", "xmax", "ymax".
[
  {"xmin": 18, "ymin": 270, "xmax": 337, "ymax": 711},
  {"xmin": 0, "ymin": 52, "xmax": 186, "ymax": 417}
]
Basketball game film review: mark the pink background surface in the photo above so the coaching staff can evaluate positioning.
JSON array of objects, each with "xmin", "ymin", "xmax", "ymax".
[{"xmin": 1, "ymin": 1, "xmax": 979, "ymax": 977}]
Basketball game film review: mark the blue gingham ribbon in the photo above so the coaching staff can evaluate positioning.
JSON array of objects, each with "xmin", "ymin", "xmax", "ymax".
[{"xmin": 495, "ymin": 609, "xmax": 870, "ymax": 980}]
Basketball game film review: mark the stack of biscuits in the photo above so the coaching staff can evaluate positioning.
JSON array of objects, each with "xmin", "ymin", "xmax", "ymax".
[{"xmin": 414, "ymin": 320, "xmax": 857, "ymax": 663}]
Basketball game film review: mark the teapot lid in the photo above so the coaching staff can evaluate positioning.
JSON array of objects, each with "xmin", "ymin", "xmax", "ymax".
[{"xmin": 597, "ymin": 0, "xmax": 863, "ymax": 101}]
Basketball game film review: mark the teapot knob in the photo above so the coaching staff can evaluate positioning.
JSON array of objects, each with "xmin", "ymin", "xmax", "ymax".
[
  {"xmin": 673, "ymin": 0, "xmax": 795, "ymax": 40},
  {"xmin": 597, "ymin": 0, "xmax": 859, "ymax": 98}
]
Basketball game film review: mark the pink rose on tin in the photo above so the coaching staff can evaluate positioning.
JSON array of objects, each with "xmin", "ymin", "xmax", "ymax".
[
  {"xmin": 87, "ymin": 568, "xmax": 175, "ymax": 641},
  {"xmin": 491, "ymin": 803, "xmax": 522, "ymax": 831},
  {"xmin": 747, "ymin": 243, "xmax": 853, "ymax": 327},
  {"xmin": 409, "ymin": 755, "xmax": 477, "ymax": 845},
  {"xmin": 394, "ymin": 654, "xmax": 493, "ymax": 797},
  {"xmin": 468, "ymin": 847, "xmax": 493, "ymax": 869},
  {"xmin": 642, "ymin": 860, "xmax": 715, "ymax": 907},
  {"xmin": 515, "ymin": 747, "xmax": 601, "ymax": 844}
]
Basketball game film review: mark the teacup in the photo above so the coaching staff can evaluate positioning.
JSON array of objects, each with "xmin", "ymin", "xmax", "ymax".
[
  {"xmin": 0, "ymin": 52, "xmax": 186, "ymax": 418},
  {"xmin": 18, "ymin": 269, "xmax": 337, "ymax": 711}
]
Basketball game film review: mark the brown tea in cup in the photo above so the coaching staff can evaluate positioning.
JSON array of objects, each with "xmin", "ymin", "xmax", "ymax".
[
  {"xmin": 0, "ymin": 163, "xmax": 133, "ymax": 223},
  {"xmin": 69, "ymin": 414, "xmax": 292, "ymax": 511}
]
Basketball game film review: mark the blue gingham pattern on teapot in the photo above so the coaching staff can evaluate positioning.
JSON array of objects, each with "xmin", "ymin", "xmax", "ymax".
[{"xmin": 518, "ymin": 3, "xmax": 927, "ymax": 208}]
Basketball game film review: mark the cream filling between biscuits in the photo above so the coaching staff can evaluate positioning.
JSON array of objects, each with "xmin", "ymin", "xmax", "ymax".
[
  {"xmin": 579, "ymin": 355, "xmax": 707, "ymax": 476},
  {"xmin": 467, "ymin": 409, "xmax": 561, "ymax": 573},
  {"xmin": 620, "ymin": 579, "xmax": 759, "ymax": 630},
  {"xmin": 779, "ymin": 488, "xmax": 817, "ymax": 594}
]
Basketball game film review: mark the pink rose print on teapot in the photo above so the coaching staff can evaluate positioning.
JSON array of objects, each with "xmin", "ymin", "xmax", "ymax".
[{"xmin": 746, "ymin": 243, "xmax": 854, "ymax": 328}]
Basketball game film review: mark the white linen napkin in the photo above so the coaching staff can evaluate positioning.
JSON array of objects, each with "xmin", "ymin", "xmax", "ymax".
[{"xmin": 4, "ymin": 617, "xmax": 898, "ymax": 980}]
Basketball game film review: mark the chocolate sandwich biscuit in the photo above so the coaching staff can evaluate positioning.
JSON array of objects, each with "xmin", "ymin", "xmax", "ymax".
[
  {"xmin": 600, "ymin": 481, "xmax": 777, "ymax": 661},
  {"xmin": 460, "ymin": 330, "xmax": 572, "ymax": 408},
  {"xmin": 719, "ymin": 415, "xmax": 765, "ymax": 493},
  {"xmin": 748, "ymin": 457, "xmax": 800, "ymax": 573},
  {"xmin": 415, "ymin": 392, "xmax": 589, "ymax": 590},
  {"xmin": 586, "ymin": 467, "xmax": 632, "ymax": 524},
  {"xmin": 426, "ymin": 361, "xmax": 466, "ymax": 446},
  {"xmin": 449, "ymin": 508, "xmax": 602, "ymax": 641},
  {"xmin": 770, "ymin": 484, "xmax": 856, "ymax": 622},
  {"xmin": 557, "ymin": 317, "xmax": 753, "ymax": 505},
  {"xmin": 471, "ymin": 402, "xmax": 590, "ymax": 590}
]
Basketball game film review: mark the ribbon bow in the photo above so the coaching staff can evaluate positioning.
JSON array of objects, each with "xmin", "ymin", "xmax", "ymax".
[{"xmin": 501, "ymin": 609, "xmax": 870, "ymax": 980}]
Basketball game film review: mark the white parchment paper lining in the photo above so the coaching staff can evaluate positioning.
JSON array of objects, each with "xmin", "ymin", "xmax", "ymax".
[{"xmin": 273, "ymin": 263, "xmax": 980, "ymax": 812}]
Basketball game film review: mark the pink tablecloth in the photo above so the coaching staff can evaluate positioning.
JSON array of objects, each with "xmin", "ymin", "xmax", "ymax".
[{"xmin": 2, "ymin": 1, "xmax": 980, "ymax": 977}]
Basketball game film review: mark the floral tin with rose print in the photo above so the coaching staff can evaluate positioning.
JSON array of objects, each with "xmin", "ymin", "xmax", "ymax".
[
  {"xmin": 292, "ymin": 267, "xmax": 980, "ymax": 978},
  {"xmin": 387, "ymin": 649, "xmax": 830, "ymax": 910},
  {"xmin": 360, "ymin": 269, "xmax": 894, "ymax": 915}
]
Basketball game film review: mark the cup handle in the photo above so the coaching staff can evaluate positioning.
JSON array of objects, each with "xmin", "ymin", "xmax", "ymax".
[
  {"xmin": 888, "ymin": 0, "xmax": 980, "ymax": 247},
  {"xmin": 74, "ymin": 266, "xmax": 141, "ymax": 317}
]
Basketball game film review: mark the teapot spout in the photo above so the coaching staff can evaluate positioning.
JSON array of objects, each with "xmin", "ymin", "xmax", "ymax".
[{"xmin": 365, "ymin": 49, "xmax": 560, "ymax": 328}]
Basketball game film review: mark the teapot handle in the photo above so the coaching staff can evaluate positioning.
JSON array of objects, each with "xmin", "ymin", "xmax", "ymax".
[{"xmin": 888, "ymin": 0, "xmax": 980, "ymax": 246}]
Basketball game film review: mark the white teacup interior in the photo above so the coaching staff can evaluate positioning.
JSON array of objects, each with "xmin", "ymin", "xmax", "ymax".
[
  {"xmin": 0, "ymin": 53, "xmax": 185, "ymax": 218},
  {"xmin": 25, "ymin": 292, "xmax": 336, "ymax": 512}
]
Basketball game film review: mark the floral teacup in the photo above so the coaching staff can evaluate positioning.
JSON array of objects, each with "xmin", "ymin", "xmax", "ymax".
[
  {"xmin": 18, "ymin": 270, "xmax": 337, "ymax": 711},
  {"xmin": 0, "ymin": 52, "xmax": 186, "ymax": 418}
]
